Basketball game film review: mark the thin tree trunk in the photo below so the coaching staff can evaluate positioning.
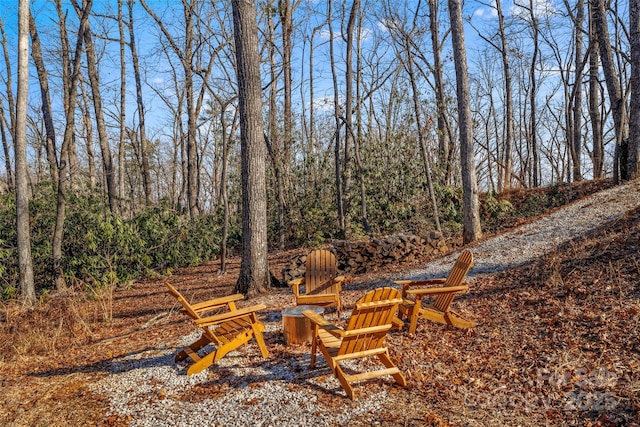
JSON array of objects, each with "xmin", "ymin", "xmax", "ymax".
[
  {"xmin": 592, "ymin": 0, "xmax": 627, "ymax": 183},
  {"xmin": 127, "ymin": 0, "xmax": 153, "ymax": 206},
  {"xmin": 80, "ymin": 6, "xmax": 118, "ymax": 213},
  {"xmin": 52, "ymin": 0, "xmax": 90, "ymax": 291},
  {"xmin": 427, "ymin": 0, "xmax": 451, "ymax": 184},
  {"xmin": 0, "ymin": 18, "xmax": 16, "ymax": 139},
  {"xmin": 588, "ymin": 4, "xmax": 604, "ymax": 179},
  {"xmin": 0, "ymin": 105, "xmax": 13, "ymax": 190},
  {"xmin": 118, "ymin": 0, "xmax": 126, "ymax": 205},
  {"xmin": 496, "ymin": 0, "xmax": 514, "ymax": 191},
  {"xmin": 328, "ymin": 0, "xmax": 345, "ymax": 237},
  {"xmin": 529, "ymin": 0, "xmax": 540, "ymax": 187},
  {"xmin": 629, "ymin": 0, "xmax": 640, "ymax": 179},
  {"xmin": 268, "ymin": 2, "xmax": 286, "ymax": 249},
  {"xmin": 342, "ymin": 0, "xmax": 359, "ymax": 233},
  {"xmin": 353, "ymin": 8, "xmax": 371, "ymax": 235},
  {"xmin": 29, "ymin": 12, "xmax": 58, "ymax": 183},
  {"xmin": 79, "ymin": 79, "xmax": 97, "ymax": 187},
  {"xmin": 572, "ymin": 0, "xmax": 584, "ymax": 181},
  {"xmin": 404, "ymin": 33, "xmax": 441, "ymax": 232}
]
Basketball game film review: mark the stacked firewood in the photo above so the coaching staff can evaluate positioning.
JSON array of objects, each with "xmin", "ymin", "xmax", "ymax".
[{"xmin": 282, "ymin": 232, "xmax": 448, "ymax": 282}]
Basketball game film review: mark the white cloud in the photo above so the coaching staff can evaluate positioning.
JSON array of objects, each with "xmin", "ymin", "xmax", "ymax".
[
  {"xmin": 473, "ymin": 0, "xmax": 499, "ymax": 19},
  {"xmin": 511, "ymin": 0, "xmax": 557, "ymax": 19}
]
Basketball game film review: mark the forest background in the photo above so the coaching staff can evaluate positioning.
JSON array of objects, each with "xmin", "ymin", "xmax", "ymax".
[{"xmin": 0, "ymin": 0, "xmax": 639, "ymax": 304}]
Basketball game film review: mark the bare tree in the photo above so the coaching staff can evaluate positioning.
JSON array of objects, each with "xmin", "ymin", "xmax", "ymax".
[
  {"xmin": 448, "ymin": 0, "xmax": 482, "ymax": 244},
  {"xmin": 629, "ymin": 0, "xmax": 640, "ymax": 179},
  {"xmin": 141, "ymin": 0, "xmax": 200, "ymax": 216},
  {"xmin": 76, "ymin": 0, "xmax": 118, "ymax": 213},
  {"xmin": 588, "ymin": 1, "xmax": 604, "ymax": 179},
  {"xmin": 29, "ymin": 12, "xmax": 58, "ymax": 183},
  {"xmin": 127, "ymin": 0, "xmax": 153, "ymax": 206},
  {"xmin": 232, "ymin": 0, "xmax": 270, "ymax": 296},
  {"xmin": 591, "ymin": 0, "xmax": 628, "ymax": 183},
  {"xmin": 328, "ymin": 0, "xmax": 345, "ymax": 237},
  {"xmin": 16, "ymin": 0, "xmax": 35, "ymax": 305},
  {"xmin": 572, "ymin": 0, "xmax": 585, "ymax": 181},
  {"xmin": 52, "ymin": 0, "xmax": 90, "ymax": 290}
]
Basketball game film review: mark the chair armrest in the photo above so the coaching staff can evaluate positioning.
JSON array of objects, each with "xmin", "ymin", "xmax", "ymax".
[
  {"xmin": 297, "ymin": 293, "xmax": 339, "ymax": 305},
  {"xmin": 189, "ymin": 293, "xmax": 245, "ymax": 313},
  {"xmin": 393, "ymin": 278, "xmax": 447, "ymax": 287},
  {"xmin": 343, "ymin": 324, "xmax": 392, "ymax": 337},
  {"xmin": 302, "ymin": 310, "xmax": 345, "ymax": 338},
  {"xmin": 407, "ymin": 285, "xmax": 469, "ymax": 297},
  {"xmin": 288, "ymin": 278, "xmax": 304, "ymax": 296},
  {"xmin": 195, "ymin": 304, "xmax": 266, "ymax": 327}
]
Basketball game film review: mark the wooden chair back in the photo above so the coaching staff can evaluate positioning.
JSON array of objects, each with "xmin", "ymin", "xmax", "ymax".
[
  {"xmin": 167, "ymin": 283, "xmax": 199, "ymax": 319},
  {"xmin": 340, "ymin": 287, "xmax": 402, "ymax": 356},
  {"xmin": 305, "ymin": 249, "xmax": 339, "ymax": 296},
  {"xmin": 433, "ymin": 250, "xmax": 474, "ymax": 312}
]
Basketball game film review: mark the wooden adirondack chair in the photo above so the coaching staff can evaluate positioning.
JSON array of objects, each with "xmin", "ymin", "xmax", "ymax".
[
  {"xmin": 288, "ymin": 249, "xmax": 344, "ymax": 312},
  {"xmin": 394, "ymin": 249, "xmax": 476, "ymax": 334},
  {"xmin": 302, "ymin": 287, "xmax": 407, "ymax": 399},
  {"xmin": 166, "ymin": 283, "xmax": 269, "ymax": 375}
]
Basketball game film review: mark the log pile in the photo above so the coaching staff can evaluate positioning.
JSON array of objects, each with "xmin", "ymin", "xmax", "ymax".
[{"xmin": 282, "ymin": 232, "xmax": 448, "ymax": 282}]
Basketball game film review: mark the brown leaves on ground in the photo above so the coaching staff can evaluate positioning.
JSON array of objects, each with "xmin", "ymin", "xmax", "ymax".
[{"xmin": 1, "ymin": 180, "xmax": 639, "ymax": 426}]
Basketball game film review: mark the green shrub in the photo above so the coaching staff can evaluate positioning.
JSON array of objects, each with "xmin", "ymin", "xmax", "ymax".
[{"xmin": 0, "ymin": 188, "xmax": 226, "ymax": 299}]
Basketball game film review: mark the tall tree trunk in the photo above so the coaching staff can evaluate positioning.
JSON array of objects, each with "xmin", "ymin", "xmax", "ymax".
[
  {"xmin": 629, "ymin": 0, "xmax": 640, "ymax": 179},
  {"xmin": 427, "ymin": 0, "xmax": 452, "ymax": 184},
  {"xmin": 52, "ymin": 0, "xmax": 89, "ymax": 291},
  {"xmin": 127, "ymin": 0, "xmax": 153, "ymax": 206},
  {"xmin": 268, "ymin": 2, "xmax": 286, "ymax": 249},
  {"xmin": 80, "ymin": 7, "xmax": 118, "ymax": 213},
  {"xmin": 328, "ymin": 0, "xmax": 345, "ymax": 237},
  {"xmin": 592, "ymin": 0, "xmax": 627, "ymax": 183},
  {"xmin": 232, "ymin": 0, "xmax": 269, "ymax": 296},
  {"xmin": 118, "ymin": 0, "xmax": 126, "ymax": 205},
  {"xmin": 588, "ymin": 0, "xmax": 604, "ymax": 178},
  {"xmin": 353, "ymin": 8, "xmax": 371, "ymax": 235},
  {"xmin": 572, "ymin": 0, "xmax": 585, "ymax": 181},
  {"xmin": 529, "ymin": 0, "xmax": 540, "ymax": 187},
  {"xmin": 496, "ymin": 0, "xmax": 514, "ymax": 191},
  {"xmin": 403, "ymin": 30, "xmax": 441, "ymax": 232},
  {"xmin": 342, "ymin": 0, "xmax": 359, "ymax": 234},
  {"xmin": 448, "ymin": 0, "xmax": 482, "ymax": 244},
  {"xmin": 16, "ymin": 0, "xmax": 35, "ymax": 305},
  {"xmin": 29, "ymin": 12, "xmax": 58, "ymax": 183}
]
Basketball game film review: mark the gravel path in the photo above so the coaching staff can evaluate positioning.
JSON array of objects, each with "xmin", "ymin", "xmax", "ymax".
[
  {"xmin": 405, "ymin": 179, "xmax": 640, "ymax": 280},
  {"xmin": 92, "ymin": 179, "xmax": 640, "ymax": 426}
]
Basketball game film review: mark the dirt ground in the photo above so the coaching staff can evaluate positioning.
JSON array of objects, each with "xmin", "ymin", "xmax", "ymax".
[{"xmin": 1, "ymin": 180, "xmax": 639, "ymax": 426}]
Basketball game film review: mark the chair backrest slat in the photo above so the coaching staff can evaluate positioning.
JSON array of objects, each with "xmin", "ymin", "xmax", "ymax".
[
  {"xmin": 434, "ymin": 250, "xmax": 473, "ymax": 312},
  {"xmin": 340, "ymin": 287, "xmax": 401, "ymax": 355},
  {"xmin": 306, "ymin": 250, "xmax": 338, "ymax": 296},
  {"xmin": 167, "ymin": 283, "xmax": 201, "ymax": 319}
]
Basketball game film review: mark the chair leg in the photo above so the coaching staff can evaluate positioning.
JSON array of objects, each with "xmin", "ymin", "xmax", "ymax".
[
  {"xmin": 408, "ymin": 300, "xmax": 421, "ymax": 334},
  {"xmin": 309, "ymin": 331, "xmax": 318, "ymax": 369},
  {"xmin": 175, "ymin": 335, "xmax": 210, "ymax": 362},
  {"xmin": 334, "ymin": 364, "xmax": 355, "ymax": 399},
  {"xmin": 378, "ymin": 351, "xmax": 407, "ymax": 387},
  {"xmin": 251, "ymin": 322, "xmax": 269, "ymax": 358}
]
